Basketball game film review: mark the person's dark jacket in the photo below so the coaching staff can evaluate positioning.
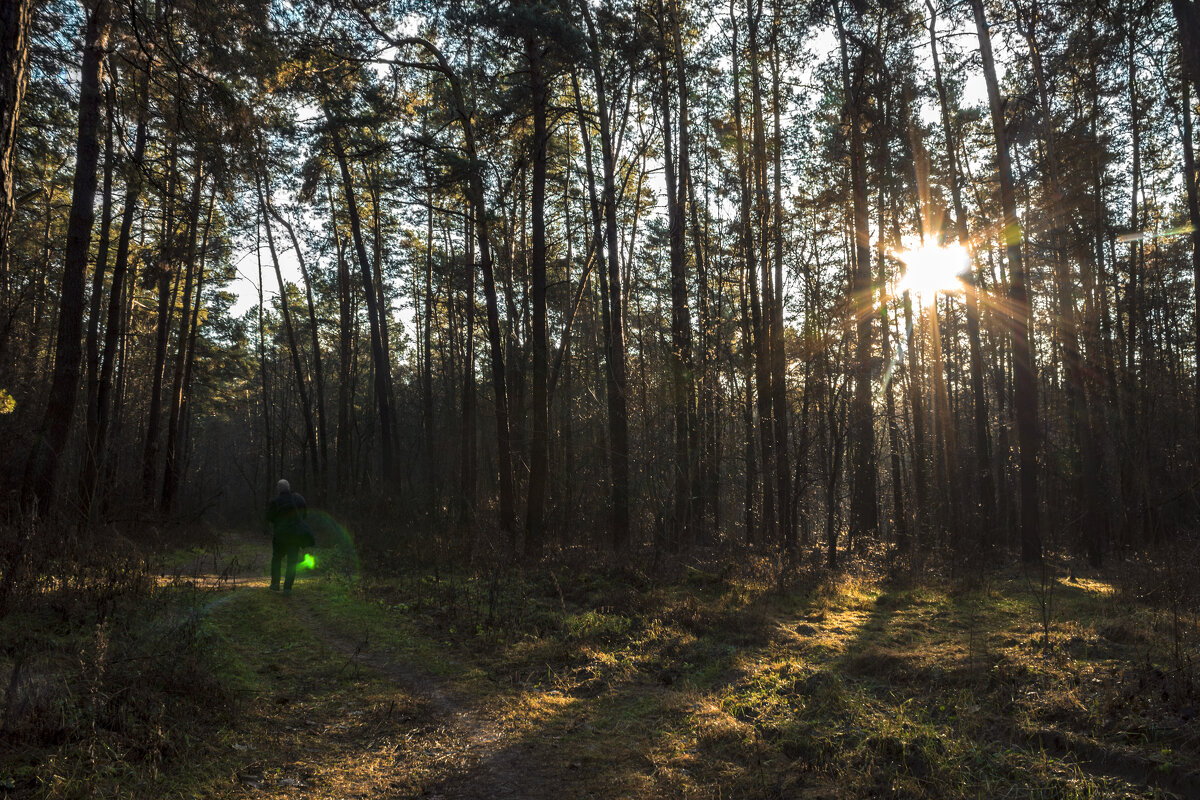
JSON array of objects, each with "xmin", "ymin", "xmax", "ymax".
[{"xmin": 267, "ymin": 491, "xmax": 309, "ymax": 546}]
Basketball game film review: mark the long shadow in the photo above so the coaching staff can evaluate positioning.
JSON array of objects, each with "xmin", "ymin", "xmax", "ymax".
[{"xmin": 299, "ymin": 575, "xmax": 801, "ymax": 798}]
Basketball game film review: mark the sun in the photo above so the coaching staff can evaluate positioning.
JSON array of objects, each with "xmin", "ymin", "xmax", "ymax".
[{"xmin": 895, "ymin": 241, "xmax": 969, "ymax": 306}]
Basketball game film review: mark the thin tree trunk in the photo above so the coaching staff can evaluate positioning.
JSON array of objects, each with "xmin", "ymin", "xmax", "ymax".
[
  {"xmin": 87, "ymin": 66, "xmax": 147, "ymax": 513},
  {"xmin": 423, "ymin": 167, "xmax": 436, "ymax": 487},
  {"xmin": 161, "ymin": 161, "xmax": 206, "ymax": 511},
  {"xmin": 461, "ymin": 204, "xmax": 477, "ymax": 511},
  {"xmin": 174, "ymin": 192, "xmax": 211, "ymax": 510},
  {"xmin": 329, "ymin": 123, "xmax": 395, "ymax": 480},
  {"xmin": 748, "ymin": 0, "xmax": 776, "ymax": 545},
  {"xmin": 525, "ymin": 31, "xmax": 549, "ymax": 561},
  {"xmin": 259, "ymin": 164, "xmax": 319, "ymax": 483},
  {"xmin": 928, "ymin": 0, "xmax": 994, "ymax": 542},
  {"xmin": 141, "ymin": 135, "xmax": 180, "ymax": 505},
  {"xmin": 836, "ymin": 0, "xmax": 879, "ymax": 552},
  {"xmin": 268, "ymin": 194, "xmax": 329, "ymax": 486},
  {"xmin": 657, "ymin": 0, "xmax": 693, "ymax": 550},
  {"xmin": 676, "ymin": 5, "xmax": 714, "ymax": 543},
  {"xmin": 731, "ymin": 0, "xmax": 758, "ymax": 544},
  {"xmin": 973, "ymin": 0, "xmax": 1042, "ymax": 563},
  {"xmin": 769, "ymin": 10, "xmax": 792, "ymax": 552},
  {"xmin": 578, "ymin": 2, "xmax": 631, "ymax": 552}
]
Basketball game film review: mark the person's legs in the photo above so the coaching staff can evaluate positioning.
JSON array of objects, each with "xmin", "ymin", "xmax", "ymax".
[
  {"xmin": 282, "ymin": 544, "xmax": 299, "ymax": 593},
  {"xmin": 270, "ymin": 537, "xmax": 284, "ymax": 590}
]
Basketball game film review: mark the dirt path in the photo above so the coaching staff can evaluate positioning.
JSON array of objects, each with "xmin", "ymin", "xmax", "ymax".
[{"xmin": 289, "ymin": 596, "xmax": 571, "ymax": 800}]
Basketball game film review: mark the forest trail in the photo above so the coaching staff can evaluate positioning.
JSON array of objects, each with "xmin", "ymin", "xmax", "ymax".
[
  {"xmin": 287, "ymin": 595, "xmax": 570, "ymax": 800},
  {"xmin": 160, "ymin": 544, "xmax": 1200, "ymax": 799},
  {"xmin": 167, "ymin": 537, "xmax": 600, "ymax": 799}
]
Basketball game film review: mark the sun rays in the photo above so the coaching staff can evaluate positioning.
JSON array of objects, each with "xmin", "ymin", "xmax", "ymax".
[{"xmin": 894, "ymin": 239, "xmax": 970, "ymax": 306}]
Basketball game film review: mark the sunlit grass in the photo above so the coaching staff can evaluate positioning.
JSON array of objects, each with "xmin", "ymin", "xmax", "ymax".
[{"xmin": 25, "ymin": 540, "xmax": 1194, "ymax": 799}]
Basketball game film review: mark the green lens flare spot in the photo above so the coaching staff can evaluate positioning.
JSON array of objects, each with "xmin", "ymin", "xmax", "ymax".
[{"xmin": 301, "ymin": 553, "xmax": 316, "ymax": 570}]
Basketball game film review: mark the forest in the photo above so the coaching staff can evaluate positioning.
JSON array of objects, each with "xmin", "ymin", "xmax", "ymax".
[{"xmin": 1, "ymin": 0, "xmax": 1200, "ymax": 796}]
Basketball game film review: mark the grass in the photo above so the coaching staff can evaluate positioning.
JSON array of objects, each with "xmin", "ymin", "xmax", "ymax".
[{"xmin": 2, "ymin": 533, "xmax": 1198, "ymax": 798}]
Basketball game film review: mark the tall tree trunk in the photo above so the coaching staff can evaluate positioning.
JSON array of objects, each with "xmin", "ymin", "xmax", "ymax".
[
  {"xmin": 748, "ymin": 0, "xmax": 776, "ymax": 545},
  {"xmin": 578, "ymin": 3, "xmax": 631, "ymax": 552},
  {"xmin": 461, "ymin": 205, "xmax": 477, "ymax": 512},
  {"xmin": 422, "ymin": 168, "xmax": 436, "ymax": 487},
  {"xmin": 676, "ymin": 3, "xmax": 713, "ymax": 542},
  {"xmin": 81, "ymin": 79, "xmax": 114, "ymax": 520},
  {"xmin": 87, "ymin": 67, "xmax": 147, "ymax": 513},
  {"xmin": 731, "ymin": 0, "xmax": 759, "ymax": 543},
  {"xmin": 365, "ymin": 164, "xmax": 397, "ymax": 463},
  {"xmin": 836, "ymin": 0, "xmax": 879, "ymax": 553},
  {"xmin": 525, "ymin": 32, "xmax": 549, "ymax": 561},
  {"xmin": 325, "ymin": 177, "xmax": 353, "ymax": 490},
  {"xmin": 22, "ymin": 0, "xmax": 109, "ymax": 514},
  {"xmin": 259, "ymin": 165, "xmax": 319, "ymax": 484},
  {"xmin": 928, "ymin": 0, "xmax": 994, "ymax": 542},
  {"xmin": 174, "ymin": 193, "xmax": 211, "ymax": 510},
  {"xmin": 973, "ymin": 0, "xmax": 1042, "ymax": 563},
  {"xmin": 256, "ymin": 223, "xmax": 273, "ymax": 478},
  {"xmin": 0, "ymin": 0, "xmax": 32, "ymax": 314},
  {"xmin": 1183, "ymin": 81, "xmax": 1200, "ymax": 440},
  {"xmin": 161, "ymin": 161, "xmax": 205, "ymax": 511},
  {"xmin": 657, "ymin": 0, "xmax": 693, "ymax": 550},
  {"xmin": 268, "ymin": 196, "xmax": 329, "ymax": 486},
  {"xmin": 330, "ymin": 123, "xmax": 395, "ymax": 481},
  {"xmin": 1173, "ymin": 0, "xmax": 1200, "ymax": 103},
  {"xmin": 769, "ymin": 10, "xmax": 792, "ymax": 553},
  {"xmin": 876, "ymin": 141, "xmax": 907, "ymax": 553},
  {"xmin": 141, "ymin": 135, "xmax": 180, "ymax": 505}
]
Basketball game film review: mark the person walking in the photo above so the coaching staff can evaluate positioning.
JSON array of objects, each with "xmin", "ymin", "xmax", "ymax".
[{"xmin": 266, "ymin": 478, "xmax": 309, "ymax": 595}]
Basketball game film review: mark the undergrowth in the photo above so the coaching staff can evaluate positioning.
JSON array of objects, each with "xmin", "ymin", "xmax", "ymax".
[
  {"xmin": 3, "ymin": 516, "xmax": 1199, "ymax": 798},
  {"xmin": 0, "ymin": 518, "xmax": 240, "ymax": 798}
]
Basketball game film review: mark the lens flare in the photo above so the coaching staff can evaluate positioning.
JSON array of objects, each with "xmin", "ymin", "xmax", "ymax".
[
  {"xmin": 895, "ymin": 240, "xmax": 969, "ymax": 306},
  {"xmin": 304, "ymin": 510, "xmax": 360, "ymax": 579},
  {"xmin": 300, "ymin": 553, "xmax": 316, "ymax": 570}
]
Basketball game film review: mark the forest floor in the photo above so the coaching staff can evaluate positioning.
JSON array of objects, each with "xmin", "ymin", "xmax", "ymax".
[{"xmin": 3, "ymin": 531, "xmax": 1200, "ymax": 799}]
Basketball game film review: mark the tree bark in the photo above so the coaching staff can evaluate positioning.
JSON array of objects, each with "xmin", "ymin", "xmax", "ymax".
[
  {"xmin": 525, "ymin": 31, "xmax": 549, "ymax": 561},
  {"xmin": 329, "ymin": 123, "xmax": 395, "ymax": 480},
  {"xmin": 731, "ymin": 0, "xmax": 759, "ymax": 544},
  {"xmin": 22, "ymin": 0, "xmax": 110, "ymax": 514},
  {"xmin": 0, "ymin": 0, "xmax": 32, "ymax": 312},
  {"xmin": 268, "ymin": 196, "xmax": 329, "ymax": 485},
  {"xmin": 928, "ymin": 0, "xmax": 994, "ymax": 541},
  {"xmin": 748, "ymin": 0, "xmax": 777, "ymax": 545},
  {"xmin": 1183, "ymin": 81, "xmax": 1200, "ymax": 441},
  {"xmin": 161, "ymin": 160, "xmax": 206, "ymax": 511},
  {"xmin": 656, "ymin": 0, "xmax": 694, "ymax": 550},
  {"xmin": 770, "ymin": 9, "xmax": 792, "ymax": 552},
  {"xmin": 141, "ymin": 134, "xmax": 180, "ymax": 504},
  {"xmin": 81, "ymin": 78, "xmax": 115, "ymax": 521},
  {"xmin": 87, "ymin": 66, "xmax": 148, "ymax": 514},
  {"xmin": 578, "ymin": 1, "xmax": 631, "ymax": 552},
  {"xmin": 327, "ymin": 177, "xmax": 355, "ymax": 492},
  {"xmin": 836, "ymin": 0, "xmax": 879, "ymax": 552},
  {"xmin": 973, "ymin": 0, "xmax": 1042, "ymax": 563}
]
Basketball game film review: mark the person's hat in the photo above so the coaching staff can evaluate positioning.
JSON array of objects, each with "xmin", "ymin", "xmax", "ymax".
[{"xmin": 277, "ymin": 479, "xmax": 290, "ymax": 493}]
